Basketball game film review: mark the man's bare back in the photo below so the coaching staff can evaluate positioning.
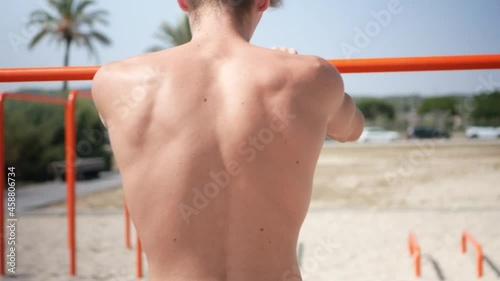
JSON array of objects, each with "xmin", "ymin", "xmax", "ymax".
[{"xmin": 92, "ymin": 2, "xmax": 363, "ymax": 281}]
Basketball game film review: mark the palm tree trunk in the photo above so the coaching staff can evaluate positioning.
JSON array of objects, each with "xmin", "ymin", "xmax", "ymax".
[{"xmin": 62, "ymin": 38, "xmax": 72, "ymax": 92}]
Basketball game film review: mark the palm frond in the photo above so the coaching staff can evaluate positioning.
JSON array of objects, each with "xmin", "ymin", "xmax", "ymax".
[
  {"xmin": 182, "ymin": 15, "xmax": 192, "ymax": 41},
  {"xmin": 153, "ymin": 14, "xmax": 192, "ymax": 49},
  {"xmin": 28, "ymin": 10, "xmax": 57, "ymax": 26},
  {"xmin": 82, "ymin": 35, "xmax": 97, "ymax": 56},
  {"xmin": 148, "ymin": 45, "xmax": 164, "ymax": 52},
  {"xmin": 65, "ymin": 0, "xmax": 75, "ymax": 18},
  {"xmin": 29, "ymin": 10, "xmax": 56, "ymax": 21},
  {"xmin": 89, "ymin": 31, "xmax": 111, "ymax": 45},
  {"xmin": 78, "ymin": 10, "xmax": 110, "ymax": 26},
  {"xmin": 164, "ymin": 22, "xmax": 190, "ymax": 45},
  {"xmin": 72, "ymin": 33, "xmax": 100, "ymax": 62},
  {"xmin": 47, "ymin": 0, "xmax": 65, "ymax": 17},
  {"xmin": 75, "ymin": 0, "xmax": 94, "ymax": 15},
  {"xmin": 29, "ymin": 28, "xmax": 51, "ymax": 49}
]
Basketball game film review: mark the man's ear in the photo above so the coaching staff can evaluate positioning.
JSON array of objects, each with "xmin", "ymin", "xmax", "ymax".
[
  {"xmin": 256, "ymin": 0, "xmax": 270, "ymax": 12},
  {"xmin": 178, "ymin": 0, "xmax": 189, "ymax": 12}
]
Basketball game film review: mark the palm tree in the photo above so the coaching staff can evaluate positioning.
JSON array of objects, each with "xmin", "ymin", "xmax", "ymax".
[
  {"xmin": 149, "ymin": 14, "xmax": 192, "ymax": 52},
  {"xmin": 28, "ymin": 0, "xmax": 112, "ymax": 91}
]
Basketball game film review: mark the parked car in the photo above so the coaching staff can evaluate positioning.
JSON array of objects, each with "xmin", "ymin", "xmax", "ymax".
[
  {"xmin": 465, "ymin": 126, "xmax": 500, "ymax": 139},
  {"xmin": 358, "ymin": 127, "xmax": 400, "ymax": 143},
  {"xmin": 407, "ymin": 126, "xmax": 450, "ymax": 139},
  {"xmin": 49, "ymin": 157, "xmax": 106, "ymax": 181}
]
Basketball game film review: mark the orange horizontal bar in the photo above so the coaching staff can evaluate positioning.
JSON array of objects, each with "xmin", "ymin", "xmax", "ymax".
[
  {"xmin": 0, "ymin": 54, "xmax": 499, "ymax": 83},
  {"xmin": 331, "ymin": 54, "xmax": 500, "ymax": 73},
  {"xmin": 0, "ymin": 66, "xmax": 98, "ymax": 83},
  {"xmin": 2, "ymin": 92, "xmax": 66, "ymax": 105}
]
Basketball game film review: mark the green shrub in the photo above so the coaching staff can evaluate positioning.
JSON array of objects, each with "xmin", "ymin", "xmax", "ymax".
[{"xmin": 4, "ymin": 96, "xmax": 111, "ymax": 183}]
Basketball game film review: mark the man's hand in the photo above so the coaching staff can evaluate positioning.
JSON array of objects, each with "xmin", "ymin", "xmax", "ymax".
[{"xmin": 272, "ymin": 47, "xmax": 298, "ymax": 55}]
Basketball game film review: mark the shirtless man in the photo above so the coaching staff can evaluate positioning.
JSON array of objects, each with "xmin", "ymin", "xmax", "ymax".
[{"xmin": 92, "ymin": 0, "xmax": 364, "ymax": 280}]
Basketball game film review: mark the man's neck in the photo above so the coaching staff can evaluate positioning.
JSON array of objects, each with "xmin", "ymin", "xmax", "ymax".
[{"xmin": 190, "ymin": 12, "xmax": 255, "ymax": 43}]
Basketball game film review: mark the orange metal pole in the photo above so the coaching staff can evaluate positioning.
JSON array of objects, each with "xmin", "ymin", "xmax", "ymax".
[
  {"xmin": 408, "ymin": 232, "xmax": 421, "ymax": 278},
  {"xmin": 477, "ymin": 247, "xmax": 483, "ymax": 278},
  {"xmin": 0, "ymin": 66, "xmax": 98, "ymax": 82},
  {"xmin": 137, "ymin": 235, "xmax": 143, "ymax": 279},
  {"xmin": 0, "ymin": 93, "xmax": 6, "ymax": 276},
  {"xmin": 125, "ymin": 202, "xmax": 131, "ymax": 249},
  {"xmin": 65, "ymin": 90, "xmax": 77, "ymax": 276},
  {"xmin": 462, "ymin": 232, "xmax": 467, "ymax": 253},
  {"xmin": 462, "ymin": 231, "xmax": 484, "ymax": 278},
  {"xmin": 1, "ymin": 55, "xmax": 500, "ymax": 82},
  {"xmin": 331, "ymin": 54, "xmax": 500, "ymax": 74}
]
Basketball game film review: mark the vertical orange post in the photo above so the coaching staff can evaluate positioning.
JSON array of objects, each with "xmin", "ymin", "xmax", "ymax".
[
  {"xmin": 462, "ymin": 233, "xmax": 467, "ymax": 253},
  {"xmin": 477, "ymin": 248, "xmax": 483, "ymax": 278},
  {"xmin": 137, "ymin": 236, "xmax": 143, "ymax": 279},
  {"xmin": 461, "ymin": 231, "xmax": 483, "ymax": 278},
  {"xmin": 125, "ymin": 201, "xmax": 131, "ymax": 249},
  {"xmin": 65, "ymin": 90, "xmax": 77, "ymax": 276},
  {"xmin": 0, "ymin": 92, "xmax": 6, "ymax": 276},
  {"xmin": 408, "ymin": 232, "xmax": 421, "ymax": 277}
]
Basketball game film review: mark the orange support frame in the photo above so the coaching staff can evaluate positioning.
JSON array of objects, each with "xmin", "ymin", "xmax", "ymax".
[
  {"xmin": 1, "ymin": 53, "xmax": 500, "ymax": 279},
  {"xmin": 462, "ymin": 231, "xmax": 483, "ymax": 278},
  {"xmin": 408, "ymin": 232, "xmax": 421, "ymax": 278},
  {"xmin": 0, "ymin": 92, "xmax": 67, "ymax": 275}
]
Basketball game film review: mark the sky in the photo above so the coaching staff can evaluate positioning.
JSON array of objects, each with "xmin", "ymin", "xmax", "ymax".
[{"xmin": 1, "ymin": 0, "xmax": 500, "ymax": 96}]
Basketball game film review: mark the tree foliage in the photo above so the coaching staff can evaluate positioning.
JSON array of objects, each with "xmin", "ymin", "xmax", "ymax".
[
  {"xmin": 357, "ymin": 99, "xmax": 396, "ymax": 121},
  {"xmin": 149, "ymin": 14, "xmax": 192, "ymax": 52},
  {"xmin": 471, "ymin": 91, "xmax": 500, "ymax": 126},
  {"xmin": 418, "ymin": 96, "xmax": 459, "ymax": 115}
]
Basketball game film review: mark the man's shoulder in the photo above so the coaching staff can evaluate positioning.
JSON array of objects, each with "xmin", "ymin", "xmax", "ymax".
[
  {"xmin": 284, "ymin": 55, "xmax": 343, "ymax": 94},
  {"xmin": 268, "ymin": 53, "xmax": 340, "ymax": 85},
  {"xmin": 281, "ymin": 55, "xmax": 345, "ymax": 114},
  {"xmin": 92, "ymin": 52, "xmax": 165, "ymax": 96},
  {"xmin": 300, "ymin": 56, "xmax": 341, "ymax": 84},
  {"xmin": 94, "ymin": 54, "xmax": 150, "ymax": 83}
]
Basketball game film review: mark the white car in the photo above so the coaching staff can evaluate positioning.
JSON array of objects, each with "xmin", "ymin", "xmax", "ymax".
[
  {"xmin": 465, "ymin": 126, "xmax": 500, "ymax": 139},
  {"xmin": 358, "ymin": 127, "xmax": 400, "ymax": 143}
]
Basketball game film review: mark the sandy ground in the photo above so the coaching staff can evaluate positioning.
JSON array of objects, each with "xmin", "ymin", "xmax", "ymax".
[
  {"xmin": 313, "ymin": 141, "xmax": 500, "ymax": 209},
  {"xmin": 8, "ymin": 140, "xmax": 500, "ymax": 281},
  {"xmin": 7, "ymin": 210, "xmax": 500, "ymax": 281}
]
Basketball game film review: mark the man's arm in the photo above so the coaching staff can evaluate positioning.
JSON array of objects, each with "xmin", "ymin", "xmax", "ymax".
[
  {"xmin": 271, "ymin": 49, "xmax": 365, "ymax": 142},
  {"xmin": 326, "ymin": 93, "xmax": 365, "ymax": 142},
  {"xmin": 314, "ymin": 58, "xmax": 365, "ymax": 142}
]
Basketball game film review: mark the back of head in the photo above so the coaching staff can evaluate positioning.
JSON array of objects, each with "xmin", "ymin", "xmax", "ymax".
[{"xmin": 187, "ymin": 0, "xmax": 283, "ymax": 18}]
